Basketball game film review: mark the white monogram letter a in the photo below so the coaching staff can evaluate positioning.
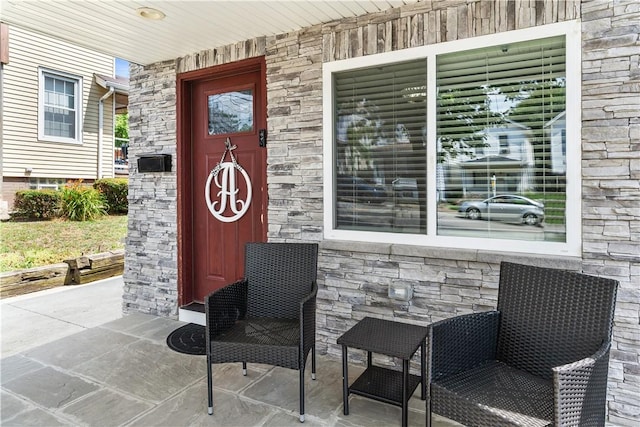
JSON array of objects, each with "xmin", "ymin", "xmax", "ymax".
[{"xmin": 205, "ymin": 162, "xmax": 252, "ymax": 223}]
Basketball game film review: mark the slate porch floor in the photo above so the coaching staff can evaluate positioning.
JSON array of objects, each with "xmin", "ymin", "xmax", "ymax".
[{"xmin": 1, "ymin": 277, "xmax": 459, "ymax": 427}]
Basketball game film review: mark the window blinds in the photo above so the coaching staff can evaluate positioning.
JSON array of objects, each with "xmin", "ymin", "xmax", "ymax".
[
  {"xmin": 436, "ymin": 37, "xmax": 566, "ymax": 197},
  {"xmin": 334, "ymin": 59, "xmax": 428, "ymax": 233},
  {"xmin": 436, "ymin": 36, "xmax": 567, "ymax": 236}
]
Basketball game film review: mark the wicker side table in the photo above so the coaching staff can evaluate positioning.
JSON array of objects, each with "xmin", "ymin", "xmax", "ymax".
[{"xmin": 337, "ymin": 317, "xmax": 429, "ymax": 427}]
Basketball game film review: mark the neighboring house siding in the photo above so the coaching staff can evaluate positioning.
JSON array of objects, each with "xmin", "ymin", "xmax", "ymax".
[
  {"xmin": 1, "ymin": 25, "xmax": 114, "ymax": 182},
  {"xmin": 124, "ymin": 1, "xmax": 639, "ymax": 424}
]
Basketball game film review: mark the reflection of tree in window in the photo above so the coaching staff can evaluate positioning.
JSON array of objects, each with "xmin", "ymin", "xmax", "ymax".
[
  {"xmin": 437, "ymin": 86, "xmax": 499, "ymax": 162},
  {"xmin": 435, "ymin": 36, "xmax": 567, "ymax": 240},
  {"xmin": 334, "ymin": 60, "xmax": 427, "ymax": 233},
  {"xmin": 337, "ymin": 98, "xmax": 383, "ymax": 178},
  {"xmin": 437, "ymin": 37, "xmax": 566, "ymax": 201},
  {"xmin": 208, "ymin": 90, "xmax": 253, "ymax": 135}
]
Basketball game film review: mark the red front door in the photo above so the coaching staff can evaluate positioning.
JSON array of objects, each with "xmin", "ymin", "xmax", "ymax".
[{"xmin": 178, "ymin": 58, "xmax": 267, "ymax": 304}]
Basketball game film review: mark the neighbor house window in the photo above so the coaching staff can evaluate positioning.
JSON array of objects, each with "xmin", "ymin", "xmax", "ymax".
[
  {"xmin": 323, "ymin": 22, "xmax": 581, "ymax": 256},
  {"xmin": 38, "ymin": 68, "xmax": 82, "ymax": 143}
]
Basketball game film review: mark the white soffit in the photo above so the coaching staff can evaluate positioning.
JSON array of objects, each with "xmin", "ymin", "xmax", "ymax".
[{"xmin": 1, "ymin": 0, "xmax": 417, "ymax": 65}]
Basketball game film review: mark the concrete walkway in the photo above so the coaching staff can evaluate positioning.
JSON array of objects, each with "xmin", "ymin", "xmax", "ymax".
[
  {"xmin": 1, "ymin": 277, "xmax": 459, "ymax": 426},
  {"xmin": 1, "ymin": 277, "xmax": 125, "ymax": 357}
]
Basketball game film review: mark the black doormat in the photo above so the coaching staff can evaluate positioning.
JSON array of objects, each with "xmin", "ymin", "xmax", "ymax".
[{"xmin": 166, "ymin": 323, "xmax": 206, "ymax": 355}]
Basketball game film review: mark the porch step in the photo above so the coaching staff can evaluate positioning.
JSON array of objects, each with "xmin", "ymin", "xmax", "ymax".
[{"xmin": 178, "ymin": 302, "xmax": 205, "ymax": 326}]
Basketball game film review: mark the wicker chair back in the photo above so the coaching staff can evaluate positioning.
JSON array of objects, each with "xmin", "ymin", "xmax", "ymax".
[
  {"xmin": 245, "ymin": 242, "xmax": 319, "ymax": 319},
  {"xmin": 496, "ymin": 262, "xmax": 618, "ymax": 380}
]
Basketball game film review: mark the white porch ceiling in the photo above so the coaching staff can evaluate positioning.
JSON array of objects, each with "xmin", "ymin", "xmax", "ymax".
[{"xmin": 1, "ymin": 0, "xmax": 417, "ymax": 67}]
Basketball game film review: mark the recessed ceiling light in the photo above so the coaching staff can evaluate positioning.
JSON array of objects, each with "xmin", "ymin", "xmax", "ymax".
[{"xmin": 136, "ymin": 7, "xmax": 166, "ymax": 20}]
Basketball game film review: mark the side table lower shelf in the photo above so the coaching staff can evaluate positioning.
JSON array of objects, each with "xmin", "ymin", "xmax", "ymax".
[{"xmin": 350, "ymin": 365, "xmax": 422, "ymax": 407}]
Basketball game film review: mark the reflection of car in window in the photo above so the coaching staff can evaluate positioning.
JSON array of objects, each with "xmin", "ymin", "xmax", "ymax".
[
  {"xmin": 337, "ymin": 175, "xmax": 388, "ymax": 204},
  {"xmin": 458, "ymin": 195, "xmax": 544, "ymax": 226}
]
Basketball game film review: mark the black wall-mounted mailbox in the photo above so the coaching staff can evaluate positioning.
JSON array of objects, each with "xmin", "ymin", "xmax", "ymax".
[{"xmin": 138, "ymin": 154, "xmax": 172, "ymax": 173}]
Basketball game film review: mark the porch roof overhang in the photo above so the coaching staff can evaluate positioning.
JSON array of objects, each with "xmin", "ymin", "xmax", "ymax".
[
  {"xmin": 1, "ymin": 0, "xmax": 417, "ymax": 66},
  {"xmin": 95, "ymin": 74, "xmax": 129, "ymax": 114}
]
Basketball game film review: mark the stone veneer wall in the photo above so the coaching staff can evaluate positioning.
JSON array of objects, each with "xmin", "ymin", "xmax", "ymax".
[
  {"xmin": 580, "ymin": 2, "xmax": 639, "ymax": 424},
  {"xmin": 124, "ymin": 60, "xmax": 178, "ymax": 316},
  {"xmin": 125, "ymin": 0, "xmax": 639, "ymax": 424}
]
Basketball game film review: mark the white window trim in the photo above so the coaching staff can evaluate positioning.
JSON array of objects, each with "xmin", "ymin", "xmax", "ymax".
[
  {"xmin": 323, "ymin": 20, "xmax": 582, "ymax": 257},
  {"xmin": 38, "ymin": 67, "xmax": 83, "ymax": 144}
]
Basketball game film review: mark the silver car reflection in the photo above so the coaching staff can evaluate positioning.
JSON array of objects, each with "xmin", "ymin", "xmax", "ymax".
[{"xmin": 458, "ymin": 195, "xmax": 544, "ymax": 226}]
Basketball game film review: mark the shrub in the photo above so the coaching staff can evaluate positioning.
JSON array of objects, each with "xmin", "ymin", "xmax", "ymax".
[
  {"xmin": 60, "ymin": 180, "xmax": 106, "ymax": 221},
  {"xmin": 13, "ymin": 190, "xmax": 61, "ymax": 219},
  {"xmin": 94, "ymin": 178, "xmax": 128, "ymax": 214}
]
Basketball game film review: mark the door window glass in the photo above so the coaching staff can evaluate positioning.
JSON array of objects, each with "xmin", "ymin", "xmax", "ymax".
[{"xmin": 208, "ymin": 89, "xmax": 254, "ymax": 135}]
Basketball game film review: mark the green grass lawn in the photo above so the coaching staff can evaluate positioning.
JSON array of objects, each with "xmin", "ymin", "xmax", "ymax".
[{"xmin": 0, "ymin": 215, "xmax": 128, "ymax": 272}]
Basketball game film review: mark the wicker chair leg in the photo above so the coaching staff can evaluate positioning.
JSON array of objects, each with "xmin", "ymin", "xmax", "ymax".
[
  {"xmin": 299, "ymin": 368, "xmax": 305, "ymax": 422},
  {"xmin": 207, "ymin": 355, "xmax": 213, "ymax": 415},
  {"xmin": 242, "ymin": 361, "xmax": 247, "ymax": 376},
  {"xmin": 311, "ymin": 346, "xmax": 317, "ymax": 380}
]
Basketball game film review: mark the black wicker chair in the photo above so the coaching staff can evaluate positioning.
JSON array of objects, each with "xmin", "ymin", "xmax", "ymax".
[
  {"xmin": 427, "ymin": 261, "xmax": 618, "ymax": 427},
  {"xmin": 205, "ymin": 242, "xmax": 318, "ymax": 422}
]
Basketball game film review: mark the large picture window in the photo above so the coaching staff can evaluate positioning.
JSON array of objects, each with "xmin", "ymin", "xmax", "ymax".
[
  {"xmin": 323, "ymin": 22, "xmax": 580, "ymax": 256},
  {"xmin": 38, "ymin": 68, "xmax": 82, "ymax": 143}
]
